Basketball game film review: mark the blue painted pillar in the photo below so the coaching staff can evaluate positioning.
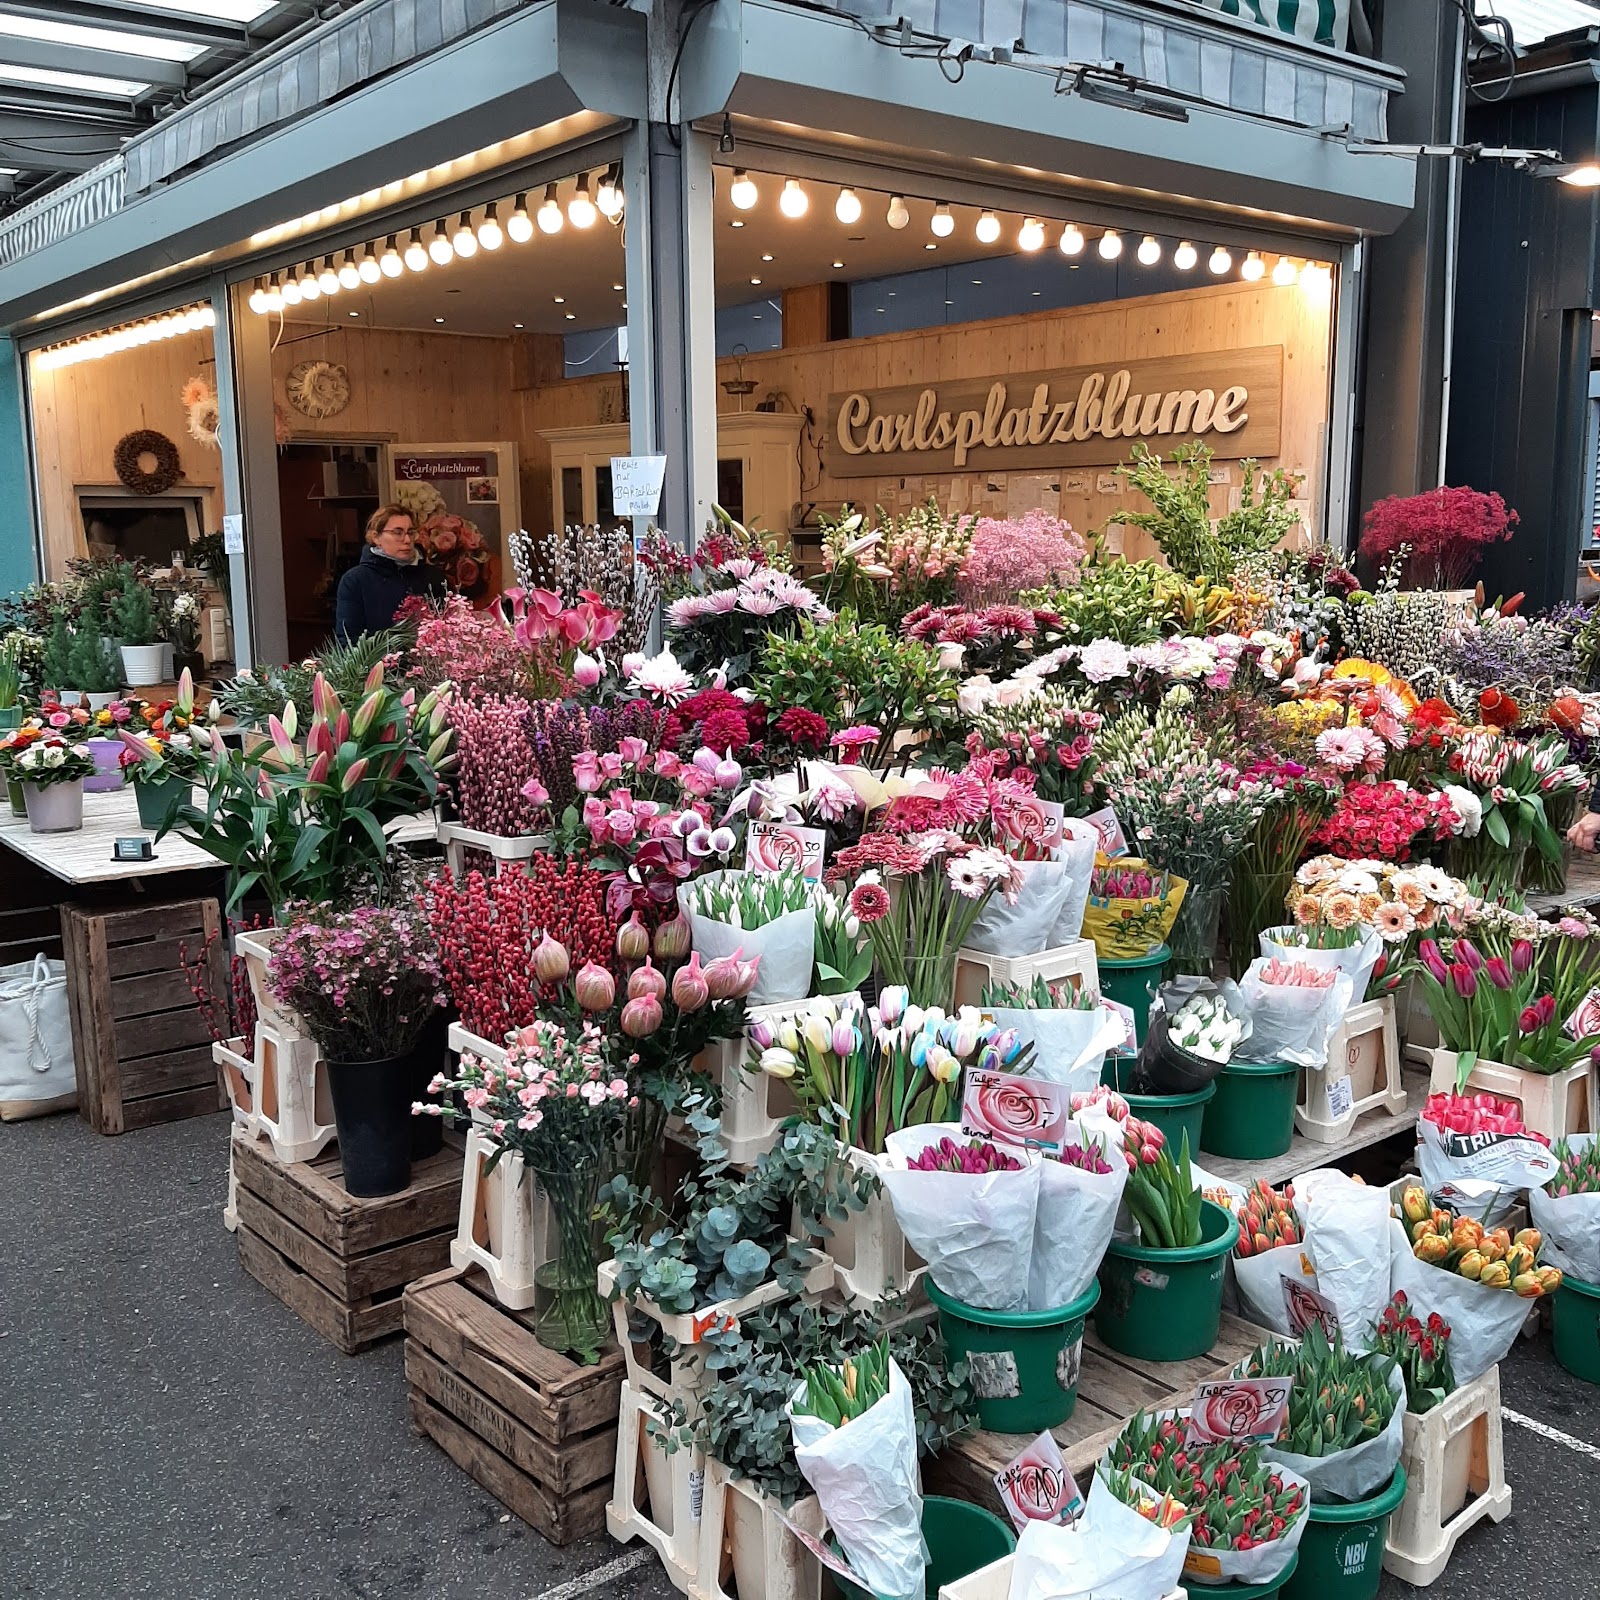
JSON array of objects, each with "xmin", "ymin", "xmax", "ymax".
[{"xmin": 0, "ymin": 337, "xmax": 37, "ymax": 597}]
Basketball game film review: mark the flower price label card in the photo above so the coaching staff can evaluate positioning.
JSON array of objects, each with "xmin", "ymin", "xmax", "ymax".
[
  {"xmin": 1184, "ymin": 1378, "xmax": 1293, "ymax": 1447},
  {"xmin": 776, "ymin": 1512, "xmax": 871, "ymax": 1590},
  {"xmin": 1282, "ymin": 1278, "xmax": 1341, "ymax": 1343},
  {"xmin": 745, "ymin": 819, "xmax": 826, "ymax": 879},
  {"xmin": 961, "ymin": 1068, "xmax": 1070, "ymax": 1152},
  {"xmin": 994, "ymin": 1430, "xmax": 1084, "ymax": 1532},
  {"xmin": 1082, "ymin": 806, "xmax": 1128, "ymax": 857}
]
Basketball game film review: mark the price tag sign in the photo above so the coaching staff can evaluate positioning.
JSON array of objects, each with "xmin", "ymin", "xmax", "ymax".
[
  {"xmin": 1185, "ymin": 1378, "xmax": 1293, "ymax": 1447},
  {"xmin": 1326, "ymin": 1074, "xmax": 1354, "ymax": 1121},
  {"xmin": 962, "ymin": 1069, "xmax": 1071, "ymax": 1152},
  {"xmin": 745, "ymin": 820, "xmax": 826, "ymax": 879},
  {"xmin": 993, "ymin": 1431, "xmax": 1084, "ymax": 1533},
  {"xmin": 776, "ymin": 1513, "xmax": 870, "ymax": 1588},
  {"xmin": 1282, "ymin": 1278, "xmax": 1341, "ymax": 1343},
  {"xmin": 1081, "ymin": 807, "xmax": 1127, "ymax": 857},
  {"xmin": 1564, "ymin": 986, "xmax": 1600, "ymax": 1041},
  {"xmin": 222, "ymin": 513, "xmax": 245, "ymax": 555},
  {"xmin": 610, "ymin": 454, "xmax": 668, "ymax": 517},
  {"xmin": 1102, "ymin": 997, "xmax": 1138, "ymax": 1056}
]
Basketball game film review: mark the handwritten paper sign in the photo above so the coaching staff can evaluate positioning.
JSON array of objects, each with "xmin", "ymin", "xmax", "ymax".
[
  {"xmin": 1282, "ymin": 1278, "xmax": 1341, "ymax": 1343},
  {"xmin": 610, "ymin": 454, "xmax": 668, "ymax": 517},
  {"xmin": 1102, "ymin": 998, "xmax": 1139, "ymax": 1057},
  {"xmin": 745, "ymin": 820, "xmax": 826, "ymax": 879},
  {"xmin": 776, "ymin": 1513, "xmax": 870, "ymax": 1589},
  {"xmin": 1564, "ymin": 986, "xmax": 1600, "ymax": 1041},
  {"xmin": 962, "ymin": 1069, "xmax": 1070, "ymax": 1152},
  {"xmin": 1185, "ymin": 1379, "xmax": 1293, "ymax": 1446},
  {"xmin": 994, "ymin": 1431, "xmax": 1084, "ymax": 1533},
  {"xmin": 222, "ymin": 513, "xmax": 244, "ymax": 555},
  {"xmin": 1082, "ymin": 807, "xmax": 1128, "ymax": 857}
]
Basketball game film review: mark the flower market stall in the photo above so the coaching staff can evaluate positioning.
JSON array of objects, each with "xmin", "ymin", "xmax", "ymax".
[{"xmin": 6, "ymin": 479, "xmax": 1600, "ymax": 1598}]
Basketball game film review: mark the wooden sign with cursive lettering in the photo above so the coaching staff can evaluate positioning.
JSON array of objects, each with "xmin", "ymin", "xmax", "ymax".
[{"xmin": 823, "ymin": 346, "xmax": 1282, "ymax": 477}]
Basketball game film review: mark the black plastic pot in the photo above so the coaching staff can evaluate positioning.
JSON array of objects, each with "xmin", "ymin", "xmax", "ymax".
[
  {"xmin": 409, "ymin": 1009, "xmax": 451, "ymax": 1160},
  {"xmin": 325, "ymin": 1055, "xmax": 415, "ymax": 1197},
  {"xmin": 1140, "ymin": 1011, "xmax": 1227, "ymax": 1095}
]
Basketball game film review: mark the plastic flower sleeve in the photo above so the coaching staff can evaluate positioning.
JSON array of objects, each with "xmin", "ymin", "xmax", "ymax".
[
  {"xmin": 1296, "ymin": 1168, "xmax": 1396, "ymax": 1348},
  {"xmin": 1259, "ymin": 925, "xmax": 1384, "ymax": 1008},
  {"xmin": 1233, "ymin": 959, "xmax": 1353, "ymax": 1068},
  {"xmin": 1030, "ymin": 1138, "xmax": 1127, "ymax": 1309},
  {"xmin": 991, "ymin": 1003, "xmax": 1126, "ymax": 1091},
  {"xmin": 1046, "ymin": 819, "xmax": 1100, "ymax": 947},
  {"xmin": 1529, "ymin": 1134, "xmax": 1600, "ymax": 1282},
  {"xmin": 1008, "ymin": 1473, "xmax": 1189, "ymax": 1600},
  {"xmin": 678, "ymin": 869, "xmax": 815, "ymax": 1004},
  {"xmin": 962, "ymin": 855, "xmax": 1073, "ymax": 958},
  {"xmin": 1257, "ymin": 1361, "xmax": 1406, "ymax": 1506}
]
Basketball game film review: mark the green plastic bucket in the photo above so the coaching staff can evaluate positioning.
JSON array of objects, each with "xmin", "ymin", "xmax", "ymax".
[
  {"xmin": 1097, "ymin": 945, "xmax": 1171, "ymax": 1049},
  {"xmin": 135, "ymin": 774, "xmax": 188, "ymax": 831},
  {"xmin": 1096, "ymin": 1199, "xmax": 1238, "ymax": 1361},
  {"xmin": 1126, "ymin": 1083, "xmax": 1217, "ymax": 1157},
  {"xmin": 1553, "ymin": 1275, "xmax": 1600, "ymax": 1383},
  {"xmin": 1187, "ymin": 1549, "xmax": 1301, "ymax": 1598},
  {"xmin": 924, "ymin": 1278, "xmax": 1101, "ymax": 1433},
  {"xmin": 1200, "ymin": 1060, "xmax": 1299, "ymax": 1161},
  {"xmin": 1279, "ymin": 1467, "xmax": 1406, "ymax": 1600},
  {"xmin": 834, "ymin": 1495, "xmax": 1016, "ymax": 1600}
]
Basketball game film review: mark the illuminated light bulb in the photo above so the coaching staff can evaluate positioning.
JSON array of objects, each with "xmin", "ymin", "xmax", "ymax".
[
  {"xmin": 297, "ymin": 264, "xmax": 320, "ymax": 300},
  {"xmin": 381, "ymin": 237, "xmax": 403, "ymax": 278},
  {"xmin": 887, "ymin": 194, "xmax": 909, "ymax": 229},
  {"xmin": 930, "ymin": 202, "xmax": 955, "ymax": 238},
  {"xmin": 477, "ymin": 203, "xmax": 503, "ymax": 250},
  {"xmin": 338, "ymin": 252, "xmax": 361, "ymax": 290},
  {"xmin": 537, "ymin": 184, "xmax": 563, "ymax": 234},
  {"xmin": 1209, "ymin": 245, "xmax": 1232, "ymax": 274},
  {"xmin": 1059, "ymin": 223, "xmax": 1085, "ymax": 256},
  {"xmin": 835, "ymin": 187, "xmax": 862, "ymax": 224},
  {"xmin": 428, "ymin": 220, "xmax": 454, "ymax": 264},
  {"xmin": 1098, "ymin": 229, "xmax": 1123, "ymax": 260},
  {"xmin": 507, "ymin": 194, "xmax": 534, "ymax": 243},
  {"xmin": 1241, "ymin": 249, "xmax": 1265, "ymax": 282},
  {"xmin": 358, "ymin": 244, "xmax": 381, "ymax": 283},
  {"xmin": 568, "ymin": 175, "xmax": 597, "ymax": 229},
  {"xmin": 1018, "ymin": 216, "xmax": 1045, "ymax": 252},
  {"xmin": 404, "ymin": 228, "xmax": 429, "ymax": 271},
  {"xmin": 452, "ymin": 212, "xmax": 478, "ymax": 257},
  {"xmin": 1300, "ymin": 259, "xmax": 1328, "ymax": 288},
  {"xmin": 319, "ymin": 257, "xmax": 340, "ymax": 295},
  {"xmin": 729, "ymin": 169, "xmax": 758, "ymax": 210},
  {"xmin": 264, "ymin": 279, "xmax": 284, "ymax": 313},
  {"xmin": 1272, "ymin": 254, "xmax": 1297, "ymax": 286},
  {"xmin": 975, "ymin": 209, "xmax": 1001, "ymax": 244},
  {"xmin": 188, "ymin": 307, "xmax": 210, "ymax": 331},
  {"xmin": 596, "ymin": 166, "xmax": 623, "ymax": 220},
  {"xmin": 1137, "ymin": 234, "xmax": 1161, "ymax": 266},
  {"xmin": 200, "ymin": 305, "xmax": 216, "ymax": 328},
  {"xmin": 248, "ymin": 280, "xmax": 269, "ymax": 315},
  {"xmin": 1173, "ymin": 240, "xmax": 1197, "ymax": 271},
  {"xmin": 780, "ymin": 178, "xmax": 808, "ymax": 218}
]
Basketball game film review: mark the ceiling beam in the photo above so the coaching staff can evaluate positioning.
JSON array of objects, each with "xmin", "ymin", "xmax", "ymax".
[
  {"xmin": 0, "ymin": 33, "xmax": 187, "ymax": 90},
  {"xmin": 0, "ymin": 2, "xmax": 248, "ymax": 52},
  {"xmin": 0, "ymin": 101, "xmax": 140, "ymax": 169},
  {"xmin": 0, "ymin": 80, "xmax": 151, "ymax": 115},
  {"xmin": 0, "ymin": 140, "xmax": 121, "ymax": 173}
]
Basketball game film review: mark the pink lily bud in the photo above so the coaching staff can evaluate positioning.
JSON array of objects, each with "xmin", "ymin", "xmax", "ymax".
[
  {"xmin": 364, "ymin": 660, "xmax": 385, "ymax": 694},
  {"xmin": 617, "ymin": 913, "xmax": 650, "ymax": 961},
  {"xmin": 335, "ymin": 709, "xmax": 351, "ymax": 745},
  {"xmin": 280, "ymin": 699, "xmax": 298, "ymax": 741},
  {"xmin": 671, "ymin": 953, "xmax": 709, "ymax": 1011},
  {"xmin": 572, "ymin": 652, "xmax": 602, "ymax": 688},
  {"xmin": 340, "ymin": 756, "xmax": 369, "ymax": 792},
  {"xmin": 351, "ymin": 689, "xmax": 384, "ymax": 739},
  {"xmin": 629, "ymin": 959, "xmax": 667, "ymax": 1001},
  {"xmin": 305, "ymin": 750, "xmax": 331, "ymax": 786},
  {"xmin": 704, "ymin": 951, "xmax": 744, "ymax": 1001},
  {"xmin": 176, "ymin": 667, "xmax": 195, "ymax": 718},
  {"xmin": 533, "ymin": 933, "xmax": 570, "ymax": 985},
  {"xmin": 574, "ymin": 961, "xmax": 615, "ymax": 1012},
  {"xmin": 267, "ymin": 714, "xmax": 294, "ymax": 762},
  {"xmin": 620, "ymin": 993, "xmax": 663, "ymax": 1038}
]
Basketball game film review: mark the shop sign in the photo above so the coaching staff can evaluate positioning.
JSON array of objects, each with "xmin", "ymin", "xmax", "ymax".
[
  {"xmin": 825, "ymin": 346, "xmax": 1282, "ymax": 475},
  {"xmin": 393, "ymin": 453, "xmax": 490, "ymax": 481}
]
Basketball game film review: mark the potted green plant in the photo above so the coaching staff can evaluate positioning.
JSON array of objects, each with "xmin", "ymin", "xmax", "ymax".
[
  {"xmin": 112, "ymin": 577, "xmax": 163, "ymax": 686},
  {"xmin": 12, "ymin": 736, "xmax": 95, "ymax": 833},
  {"xmin": 40, "ymin": 608, "xmax": 75, "ymax": 701},
  {"xmin": 66, "ymin": 624, "xmax": 122, "ymax": 710},
  {"xmin": 168, "ymin": 591, "xmax": 204, "ymax": 679}
]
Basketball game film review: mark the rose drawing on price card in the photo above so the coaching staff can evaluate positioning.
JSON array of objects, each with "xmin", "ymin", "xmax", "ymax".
[
  {"xmin": 962, "ymin": 1068, "xmax": 1069, "ymax": 1152},
  {"xmin": 994, "ymin": 792, "xmax": 1064, "ymax": 861},
  {"xmin": 993, "ymin": 1431, "xmax": 1084, "ymax": 1533},
  {"xmin": 1185, "ymin": 1378, "xmax": 1293, "ymax": 1446},
  {"xmin": 745, "ymin": 820, "xmax": 826, "ymax": 879}
]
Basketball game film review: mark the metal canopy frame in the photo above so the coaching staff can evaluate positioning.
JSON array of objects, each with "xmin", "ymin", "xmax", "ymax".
[{"xmin": 0, "ymin": 0, "xmax": 316, "ymax": 210}]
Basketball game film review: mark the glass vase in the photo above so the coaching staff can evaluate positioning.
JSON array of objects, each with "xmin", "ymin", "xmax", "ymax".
[
  {"xmin": 901, "ymin": 952, "xmax": 957, "ymax": 1012},
  {"xmin": 1448, "ymin": 831, "xmax": 1528, "ymax": 902},
  {"xmin": 531, "ymin": 1161, "xmax": 610, "ymax": 1364},
  {"xmin": 1226, "ymin": 864, "xmax": 1296, "ymax": 979},
  {"xmin": 1168, "ymin": 876, "xmax": 1227, "ymax": 978}
]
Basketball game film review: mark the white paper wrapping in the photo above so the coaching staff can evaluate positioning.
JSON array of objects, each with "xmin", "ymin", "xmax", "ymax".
[
  {"xmin": 1031, "ymin": 1144, "xmax": 1127, "ymax": 1310},
  {"xmin": 1008, "ymin": 1474, "xmax": 1189, "ymax": 1600},
  {"xmin": 1235, "ymin": 959, "xmax": 1353, "ymax": 1069},
  {"xmin": 679, "ymin": 870, "xmax": 816, "ymax": 1004},
  {"xmin": 992, "ymin": 1005, "xmax": 1126, "ymax": 1092},
  {"xmin": 1297, "ymin": 1168, "xmax": 1396, "ymax": 1347},
  {"xmin": 1529, "ymin": 1134, "xmax": 1600, "ymax": 1283},
  {"xmin": 966, "ymin": 857, "xmax": 1073, "ymax": 958}
]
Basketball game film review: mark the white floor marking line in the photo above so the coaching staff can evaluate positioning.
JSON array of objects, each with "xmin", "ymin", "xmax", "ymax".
[
  {"xmin": 527, "ymin": 1548, "xmax": 656, "ymax": 1600},
  {"xmin": 1502, "ymin": 1405, "xmax": 1600, "ymax": 1463}
]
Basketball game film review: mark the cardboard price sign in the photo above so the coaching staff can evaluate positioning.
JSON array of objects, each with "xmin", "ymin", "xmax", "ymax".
[
  {"xmin": 961, "ymin": 1068, "xmax": 1071, "ymax": 1152},
  {"xmin": 745, "ymin": 819, "xmax": 826, "ymax": 879},
  {"xmin": 1282, "ymin": 1278, "xmax": 1341, "ymax": 1343},
  {"xmin": 1082, "ymin": 807, "xmax": 1127, "ymax": 857},
  {"xmin": 775, "ymin": 1512, "xmax": 870, "ymax": 1589},
  {"xmin": 993, "ymin": 1431, "xmax": 1084, "ymax": 1533},
  {"xmin": 1185, "ymin": 1378, "xmax": 1293, "ymax": 1446}
]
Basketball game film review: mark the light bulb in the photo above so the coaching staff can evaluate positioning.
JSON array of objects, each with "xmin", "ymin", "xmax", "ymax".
[
  {"xmin": 1272, "ymin": 254, "xmax": 1297, "ymax": 286},
  {"xmin": 1300, "ymin": 259, "xmax": 1327, "ymax": 288},
  {"xmin": 1098, "ymin": 229, "xmax": 1123, "ymax": 260},
  {"xmin": 264, "ymin": 279, "xmax": 284, "ymax": 313},
  {"xmin": 428, "ymin": 221, "xmax": 454, "ymax": 264},
  {"xmin": 537, "ymin": 184, "xmax": 562, "ymax": 234},
  {"xmin": 1209, "ymin": 245, "xmax": 1232, "ymax": 274},
  {"xmin": 318, "ymin": 257, "xmax": 340, "ymax": 295},
  {"xmin": 1018, "ymin": 217, "xmax": 1045, "ymax": 252},
  {"xmin": 380, "ymin": 236, "xmax": 403, "ymax": 277},
  {"xmin": 975, "ymin": 210, "xmax": 1001, "ymax": 244},
  {"xmin": 201, "ymin": 306, "xmax": 216, "ymax": 327},
  {"xmin": 338, "ymin": 252, "xmax": 361, "ymax": 290},
  {"xmin": 596, "ymin": 166, "xmax": 623, "ymax": 220},
  {"xmin": 452, "ymin": 212, "xmax": 478, "ymax": 257},
  {"xmin": 507, "ymin": 194, "xmax": 534, "ymax": 243},
  {"xmin": 887, "ymin": 194, "xmax": 909, "ymax": 229},
  {"xmin": 780, "ymin": 178, "xmax": 808, "ymax": 219},
  {"xmin": 359, "ymin": 244, "xmax": 381, "ymax": 282},
  {"xmin": 190, "ymin": 307, "xmax": 211, "ymax": 330},
  {"xmin": 1173, "ymin": 240, "xmax": 1197, "ymax": 271},
  {"xmin": 281, "ymin": 278, "xmax": 302, "ymax": 305},
  {"xmin": 1059, "ymin": 223, "xmax": 1085, "ymax": 256},
  {"xmin": 568, "ymin": 176, "xmax": 597, "ymax": 229},
  {"xmin": 248, "ymin": 280, "xmax": 268, "ymax": 315},
  {"xmin": 297, "ymin": 265, "xmax": 320, "ymax": 300},
  {"xmin": 1137, "ymin": 235, "xmax": 1161, "ymax": 266},
  {"xmin": 1241, "ymin": 249, "xmax": 1265, "ymax": 282},
  {"xmin": 835, "ymin": 187, "xmax": 862, "ymax": 224},
  {"xmin": 930, "ymin": 202, "xmax": 955, "ymax": 238},
  {"xmin": 404, "ymin": 228, "xmax": 429, "ymax": 271},
  {"xmin": 477, "ymin": 203, "xmax": 503, "ymax": 250},
  {"xmin": 729, "ymin": 170, "xmax": 758, "ymax": 210}
]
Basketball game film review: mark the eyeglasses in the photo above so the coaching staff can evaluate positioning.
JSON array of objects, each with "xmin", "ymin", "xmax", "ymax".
[{"xmin": 380, "ymin": 525, "xmax": 414, "ymax": 538}]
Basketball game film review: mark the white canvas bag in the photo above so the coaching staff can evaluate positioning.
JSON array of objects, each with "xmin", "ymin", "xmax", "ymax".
[{"xmin": 0, "ymin": 955, "xmax": 77, "ymax": 1120}]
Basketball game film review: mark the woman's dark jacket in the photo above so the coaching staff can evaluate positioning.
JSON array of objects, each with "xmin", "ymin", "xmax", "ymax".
[{"xmin": 334, "ymin": 546, "xmax": 446, "ymax": 640}]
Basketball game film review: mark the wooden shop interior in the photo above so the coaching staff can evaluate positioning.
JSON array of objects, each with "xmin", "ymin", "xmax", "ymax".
[{"xmin": 25, "ymin": 162, "xmax": 1338, "ymax": 658}]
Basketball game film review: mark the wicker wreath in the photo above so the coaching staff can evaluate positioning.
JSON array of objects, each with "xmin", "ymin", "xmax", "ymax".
[{"xmin": 113, "ymin": 429, "xmax": 182, "ymax": 495}]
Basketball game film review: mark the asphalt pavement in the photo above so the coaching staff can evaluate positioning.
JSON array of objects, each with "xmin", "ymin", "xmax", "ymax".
[{"xmin": 2, "ymin": 1109, "xmax": 1597, "ymax": 1599}]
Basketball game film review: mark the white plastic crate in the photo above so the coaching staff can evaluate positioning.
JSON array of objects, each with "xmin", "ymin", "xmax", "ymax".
[
  {"xmin": 609, "ymin": 1380, "xmax": 703, "ymax": 1593},
  {"xmin": 693, "ymin": 1462, "xmax": 824, "ymax": 1600},
  {"xmin": 1384, "ymin": 1364, "xmax": 1511, "ymax": 1586},
  {"xmin": 952, "ymin": 939, "xmax": 1099, "ymax": 1012},
  {"xmin": 450, "ymin": 1123, "xmax": 557, "ymax": 1310},
  {"xmin": 1296, "ymin": 995, "xmax": 1406, "ymax": 1143},
  {"xmin": 1425, "ymin": 1049, "xmax": 1595, "ymax": 1143},
  {"xmin": 435, "ymin": 820, "xmax": 550, "ymax": 879},
  {"xmin": 214, "ymin": 1023, "xmax": 335, "ymax": 1166},
  {"xmin": 824, "ymin": 1147, "xmax": 924, "ymax": 1309},
  {"xmin": 446, "ymin": 1019, "xmax": 508, "ymax": 1066}
]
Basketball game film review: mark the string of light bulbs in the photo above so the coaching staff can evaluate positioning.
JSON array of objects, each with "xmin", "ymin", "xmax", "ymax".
[
  {"xmin": 724, "ymin": 170, "xmax": 1332, "ymax": 287},
  {"xmin": 35, "ymin": 303, "xmax": 217, "ymax": 371},
  {"xmin": 245, "ymin": 167, "xmax": 624, "ymax": 315}
]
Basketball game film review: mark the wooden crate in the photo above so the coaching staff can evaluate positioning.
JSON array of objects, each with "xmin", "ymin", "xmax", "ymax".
[
  {"xmin": 924, "ymin": 1312, "xmax": 1266, "ymax": 1515},
  {"xmin": 233, "ymin": 1128, "xmax": 462, "ymax": 1354},
  {"xmin": 403, "ymin": 1266, "xmax": 622, "ymax": 1546},
  {"xmin": 61, "ymin": 896, "xmax": 228, "ymax": 1134}
]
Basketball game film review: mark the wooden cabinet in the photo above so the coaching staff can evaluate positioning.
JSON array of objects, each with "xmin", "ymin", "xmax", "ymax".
[{"xmin": 539, "ymin": 414, "xmax": 801, "ymax": 541}]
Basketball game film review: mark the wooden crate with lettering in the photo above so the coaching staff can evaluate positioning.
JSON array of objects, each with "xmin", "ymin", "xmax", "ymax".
[
  {"xmin": 403, "ymin": 1266, "xmax": 623, "ymax": 1545},
  {"xmin": 61, "ymin": 897, "xmax": 228, "ymax": 1134},
  {"xmin": 233, "ymin": 1128, "xmax": 462, "ymax": 1354}
]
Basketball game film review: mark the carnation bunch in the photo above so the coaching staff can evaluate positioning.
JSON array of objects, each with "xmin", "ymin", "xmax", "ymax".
[{"xmin": 960, "ymin": 690, "xmax": 1104, "ymax": 814}]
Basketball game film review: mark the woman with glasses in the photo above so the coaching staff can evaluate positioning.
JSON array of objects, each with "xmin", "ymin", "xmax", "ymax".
[{"xmin": 334, "ymin": 504, "xmax": 447, "ymax": 640}]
